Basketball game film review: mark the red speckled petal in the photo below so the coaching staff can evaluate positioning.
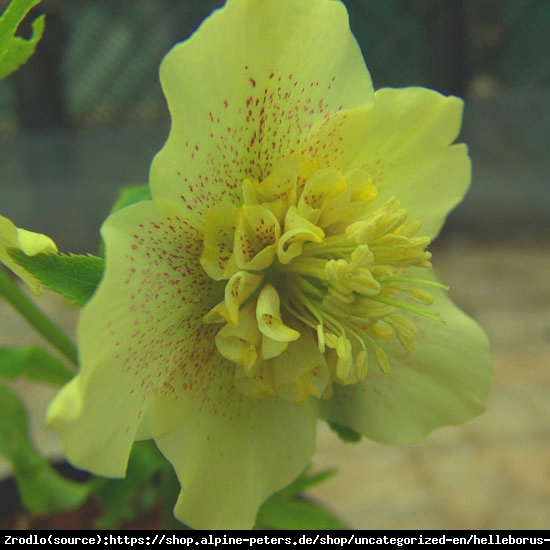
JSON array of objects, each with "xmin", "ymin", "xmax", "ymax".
[
  {"xmin": 150, "ymin": 0, "xmax": 374, "ymax": 218},
  {"xmin": 47, "ymin": 199, "xmax": 222, "ymax": 476}
]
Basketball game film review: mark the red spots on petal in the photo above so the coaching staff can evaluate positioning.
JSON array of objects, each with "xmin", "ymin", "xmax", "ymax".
[{"xmin": 249, "ymin": 77, "xmax": 256, "ymax": 87}]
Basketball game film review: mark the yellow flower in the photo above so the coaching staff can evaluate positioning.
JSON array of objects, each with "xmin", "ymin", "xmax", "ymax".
[
  {"xmin": 47, "ymin": 0, "xmax": 492, "ymax": 530},
  {"xmin": 0, "ymin": 214, "xmax": 58, "ymax": 294}
]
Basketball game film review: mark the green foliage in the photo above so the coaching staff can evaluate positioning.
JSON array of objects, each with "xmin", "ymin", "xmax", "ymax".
[
  {"xmin": 328, "ymin": 421, "xmax": 362, "ymax": 443},
  {"xmin": 256, "ymin": 497, "xmax": 347, "ymax": 530},
  {"xmin": 0, "ymin": 0, "xmax": 45, "ymax": 80},
  {"xmin": 0, "ymin": 345, "xmax": 73, "ymax": 386},
  {"xmin": 0, "ymin": 385, "xmax": 89, "ymax": 513},
  {"xmin": 277, "ymin": 467, "xmax": 339, "ymax": 496},
  {"xmin": 111, "ymin": 184, "xmax": 151, "ymax": 213},
  {"xmin": 8, "ymin": 249, "xmax": 104, "ymax": 306},
  {"xmin": 91, "ymin": 441, "xmax": 174, "ymax": 529},
  {"xmin": 255, "ymin": 468, "xmax": 347, "ymax": 530}
]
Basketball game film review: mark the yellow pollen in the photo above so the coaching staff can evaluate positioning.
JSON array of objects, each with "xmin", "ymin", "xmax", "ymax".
[{"xmin": 200, "ymin": 157, "xmax": 442, "ymax": 402}]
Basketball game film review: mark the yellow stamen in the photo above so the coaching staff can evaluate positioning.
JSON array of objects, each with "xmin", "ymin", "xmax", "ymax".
[{"xmin": 200, "ymin": 157, "xmax": 444, "ymax": 401}]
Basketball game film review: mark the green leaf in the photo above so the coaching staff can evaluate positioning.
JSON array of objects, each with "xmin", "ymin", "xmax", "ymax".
[
  {"xmin": 256, "ymin": 496, "xmax": 348, "ymax": 530},
  {"xmin": 8, "ymin": 250, "xmax": 104, "ymax": 306},
  {"xmin": 15, "ymin": 462, "xmax": 89, "ymax": 514},
  {"xmin": 278, "ymin": 466, "xmax": 339, "ymax": 497},
  {"xmin": 0, "ymin": 345, "xmax": 73, "ymax": 386},
  {"xmin": 0, "ymin": 0, "xmax": 45, "ymax": 80},
  {"xmin": 254, "ymin": 468, "xmax": 348, "ymax": 530},
  {"xmin": 111, "ymin": 184, "xmax": 151, "ymax": 213},
  {"xmin": 0, "ymin": 385, "xmax": 90, "ymax": 513},
  {"xmin": 328, "ymin": 421, "xmax": 362, "ymax": 443},
  {"xmin": 92, "ymin": 441, "xmax": 166, "ymax": 529}
]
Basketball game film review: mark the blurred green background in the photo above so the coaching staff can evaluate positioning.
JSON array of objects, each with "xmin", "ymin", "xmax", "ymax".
[{"xmin": 0, "ymin": 0, "xmax": 548, "ymax": 530}]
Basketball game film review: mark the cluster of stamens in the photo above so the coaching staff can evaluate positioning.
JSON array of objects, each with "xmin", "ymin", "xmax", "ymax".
[{"xmin": 200, "ymin": 157, "xmax": 445, "ymax": 402}]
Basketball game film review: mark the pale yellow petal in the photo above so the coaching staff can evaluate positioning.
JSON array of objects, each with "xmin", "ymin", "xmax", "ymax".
[
  {"xmin": 256, "ymin": 284, "xmax": 300, "ymax": 343},
  {"xmin": 155, "ymin": 389, "xmax": 317, "ymax": 530},
  {"xmin": 0, "ymin": 214, "xmax": 58, "ymax": 294},
  {"xmin": 150, "ymin": 0, "xmax": 373, "ymax": 217},
  {"xmin": 272, "ymin": 329, "xmax": 331, "ymax": 402},
  {"xmin": 320, "ymin": 270, "xmax": 492, "ymax": 444},
  {"xmin": 277, "ymin": 206, "xmax": 324, "ymax": 264},
  {"xmin": 216, "ymin": 302, "xmax": 261, "ymax": 372},
  {"xmin": 47, "ymin": 200, "xmax": 222, "ymax": 476},
  {"xmin": 200, "ymin": 203, "xmax": 238, "ymax": 281},
  {"xmin": 234, "ymin": 204, "xmax": 280, "ymax": 270},
  {"xmin": 344, "ymin": 88, "xmax": 470, "ymax": 239}
]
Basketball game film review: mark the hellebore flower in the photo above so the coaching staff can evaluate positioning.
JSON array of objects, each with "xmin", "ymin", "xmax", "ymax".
[
  {"xmin": 47, "ymin": 0, "xmax": 492, "ymax": 529},
  {"xmin": 0, "ymin": 214, "xmax": 58, "ymax": 294}
]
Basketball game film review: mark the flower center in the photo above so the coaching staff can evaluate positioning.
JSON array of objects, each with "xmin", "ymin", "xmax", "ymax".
[{"xmin": 200, "ymin": 157, "xmax": 445, "ymax": 402}]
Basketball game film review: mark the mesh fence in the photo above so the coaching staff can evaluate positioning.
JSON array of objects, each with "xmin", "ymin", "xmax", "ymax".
[{"xmin": 1, "ymin": 0, "xmax": 549, "ymax": 133}]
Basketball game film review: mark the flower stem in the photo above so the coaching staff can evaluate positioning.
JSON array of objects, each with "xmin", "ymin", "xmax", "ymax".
[{"xmin": 0, "ymin": 269, "xmax": 78, "ymax": 366}]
